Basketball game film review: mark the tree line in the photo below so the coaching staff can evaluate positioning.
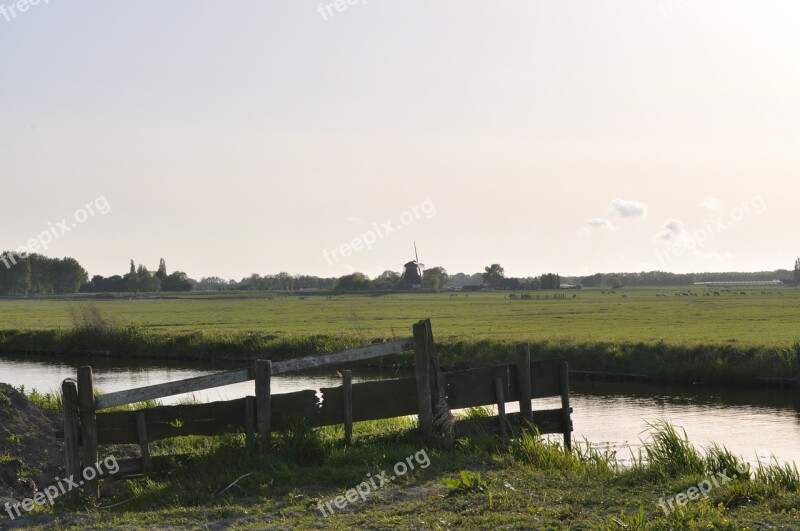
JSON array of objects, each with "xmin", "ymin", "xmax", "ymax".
[
  {"xmin": 81, "ymin": 259, "xmax": 193, "ymax": 293},
  {"xmin": 0, "ymin": 252, "xmax": 87, "ymax": 295},
  {"xmin": 1, "ymin": 253, "xmax": 797, "ymax": 296}
]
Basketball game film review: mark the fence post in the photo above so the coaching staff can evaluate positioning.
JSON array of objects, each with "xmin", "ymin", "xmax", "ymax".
[
  {"xmin": 516, "ymin": 344, "xmax": 533, "ymax": 430},
  {"xmin": 342, "ymin": 370, "xmax": 353, "ymax": 445},
  {"xmin": 61, "ymin": 379, "xmax": 80, "ymax": 501},
  {"xmin": 559, "ymin": 360, "xmax": 572, "ymax": 451},
  {"xmin": 135, "ymin": 411, "xmax": 152, "ymax": 475},
  {"xmin": 413, "ymin": 321, "xmax": 432, "ymax": 437},
  {"xmin": 493, "ymin": 376, "xmax": 507, "ymax": 437},
  {"xmin": 244, "ymin": 396, "xmax": 255, "ymax": 446},
  {"xmin": 77, "ymin": 366, "xmax": 99, "ymax": 499},
  {"xmin": 255, "ymin": 360, "xmax": 272, "ymax": 453}
]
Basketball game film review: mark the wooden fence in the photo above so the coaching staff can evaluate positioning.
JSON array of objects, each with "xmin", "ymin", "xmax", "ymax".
[{"xmin": 60, "ymin": 319, "xmax": 572, "ymax": 499}]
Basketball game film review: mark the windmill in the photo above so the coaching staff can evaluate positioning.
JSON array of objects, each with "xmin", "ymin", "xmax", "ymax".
[{"xmin": 401, "ymin": 242, "xmax": 424, "ymax": 289}]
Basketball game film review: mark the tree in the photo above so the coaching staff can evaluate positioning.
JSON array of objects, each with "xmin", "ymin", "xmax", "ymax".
[
  {"xmin": 163, "ymin": 271, "xmax": 194, "ymax": 291},
  {"xmin": 540, "ymin": 273, "xmax": 561, "ymax": 290},
  {"xmin": 156, "ymin": 258, "xmax": 168, "ymax": 283},
  {"xmin": 482, "ymin": 264, "xmax": 505, "ymax": 289},
  {"xmin": 581, "ymin": 273, "xmax": 604, "ymax": 287},
  {"xmin": 423, "ymin": 267, "xmax": 448, "ymax": 290},
  {"xmin": 373, "ymin": 270, "xmax": 401, "ymax": 290},
  {"xmin": 795, "ymin": 258, "xmax": 800, "ymax": 285},
  {"xmin": 335, "ymin": 273, "xmax": 369, "ymax": 291}
]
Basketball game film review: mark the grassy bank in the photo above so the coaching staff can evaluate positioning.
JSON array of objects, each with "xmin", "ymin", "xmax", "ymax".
[
  {"xmin": 2, "ymin": 326, "xmax": 799, "ymax": 387},
  {"xmin": 1, "ymin": 289, "xmax": 799, "ymax": 386},
  {"xmin": 5, "ymin": 392, "xmax": 800, "ymax": 529}
]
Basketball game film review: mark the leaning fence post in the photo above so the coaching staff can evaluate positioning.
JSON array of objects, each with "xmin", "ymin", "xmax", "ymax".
[
  {"xmin": 77, "ymin": 366, "xmax": 99, "ymax": 499},
  {"xmin": 254, "ymin": 360, "xmax": 272, "ymax": 453},
  {"xmin": 342, "ymin": 370, "xmax": 353, "ymax": 445},
  {"xmin": 516, "ymin": 344, "xmax": 533, "ymax": 430},
  {"xmin": 559, "ymin": 360, "xmax": 572, "ymax": 451},
  {"xmin": 413, "ymin": 322, "xmax": 432, "ymax": 437},
  {"xmin": 61, "ymin": 379, "xmax": 81, "ymax": 501}
]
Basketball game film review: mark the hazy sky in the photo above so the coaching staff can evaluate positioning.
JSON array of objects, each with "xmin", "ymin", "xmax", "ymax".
[{"xmin": 2, "ymin": 1, "xmax": 798, "ymax": 280}]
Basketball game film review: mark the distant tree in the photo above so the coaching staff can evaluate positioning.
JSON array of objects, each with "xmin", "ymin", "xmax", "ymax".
[
  {"xmin": 581, "ymin": 273, "xmax": 604, "ymax": 287},
  {"xmin": 795, "ymin": 258, "xmax": 800, "ymax": 285},
  {"xmin": 607, "ymin": 273, "xmax": 623, "ymax": 288},
  {"xmin": 373, "ymin": 270, "xmax": 401, "ymax": 290},
  {"xmin": 423, "ymin": 267, "xmax": 448, "ymax": 290},
  {"xmin": 163, "ymin": 271, "xmax": 194, "ymax": 291},
  {"xmin": 136, "ymin": 265, "xmax": 158, "ymax": 292},
  {"xmin": 482, "ymin": 264, "xmax": 505, "ymax": 288},
  {"xmin": 540, "ymin": 273, "xmax": 561, "ymax": 290},
  {"xmin": 156, "ymin": 258, "xmax": 168, "ymax": 283},
  {"xmin": 335, "ymin": 273, "xmax": 369, "ymax": 291}
]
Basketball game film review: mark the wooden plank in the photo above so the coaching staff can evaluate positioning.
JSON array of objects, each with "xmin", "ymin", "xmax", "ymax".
[
  {"xmin": 95, "ymin": 368, "xmax": 252, "ymax": 411},
  {"xmin": 444, "ymin": 365, "xmax": 515, "ymax": 410},
  {"xmin": 559, "ymin": 360, "xmax": 572, "ymax": 450},
  {"xmin": 529, "ymin": 359, "xmax": 563, "ymax": 399},
  {"xmin": 96, "ymin": 399, "xmax": 250, "ymax": 444},
  {"xmin": 254, "ymin": 360, "xmax": 272, "ymax": 453},
  {"xmin": 270, "ymin": 389, "xmax": 320, "ymax": 426},
  {"xmin": 271, "ymin": 338, "xmax": 413, "ymax": 374},
  {"xmin": 60, "ymin": 379, "xmax": 80, "ymax": 502},
  {"xmin": 135, "ymin": 411, "xmax": 152, "ymax": 475},
  {"xmin": 413, "ymin": 322, "xmax": 432, "ymax": 436},
  {"xmin": 453, "ymin": 409, "xmax": 570, "ymax": 439},
  {"xmin": 516, "ymin": 344, "xmax": 533, "ymax": 429},
  {"xmin": 317, "ymin": 377, "xmax": 418, "ymax": 426},
  {"xmin": 77, "ymin": 366, "xmax": 99, "ymax": 500},
  {"xmin": 94, "ymin": 339, "xmax": 412, "ymax": 410},
  {"xmin": 494, "ymin": 376, "xmax": 507, "ymax": 437},
  {"xmin": 342, "ymin": 370, "xmax": 353, "ymax": 445}
]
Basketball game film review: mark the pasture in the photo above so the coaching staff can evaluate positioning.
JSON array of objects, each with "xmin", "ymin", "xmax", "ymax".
[{"xmin": 0, "ymin": 287, "xmax": 797, "ymax": 347}]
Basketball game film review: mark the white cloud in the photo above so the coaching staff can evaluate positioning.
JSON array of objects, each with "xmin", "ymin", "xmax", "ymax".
[
  {"xmin": 699, "ymin": 197, "xmax": 721, "ymax": 210},
  {"xmin": 653, "ymin": 218, "xmax": 687, "ymax": 241},
  {"xmin": 611, "ymin": 198, "xmax": 648, "ymax": 219},
  {"xmin": 585, "ymin": 218, "xmax": 616, "ymax": 231}
]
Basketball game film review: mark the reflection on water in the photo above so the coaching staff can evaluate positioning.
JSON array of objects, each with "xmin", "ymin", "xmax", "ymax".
[{"xmin": 2, "ymin": 356, "xmax": 799, "ymax": 465}]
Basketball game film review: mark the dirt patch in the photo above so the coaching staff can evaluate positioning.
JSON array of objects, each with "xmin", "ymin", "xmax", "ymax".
[{"xmin": 0, "ymin": 383, "xmax": 63, "ymax": 502}]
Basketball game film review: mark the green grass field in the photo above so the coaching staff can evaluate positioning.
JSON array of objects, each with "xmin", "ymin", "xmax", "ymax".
[
  {"xmin": 1, "ymin": 287, "xmax": 799, "ymax": 385},
  {"xmin": 0, "ymin": 287, "xmax": 798, "ymax": 346}
]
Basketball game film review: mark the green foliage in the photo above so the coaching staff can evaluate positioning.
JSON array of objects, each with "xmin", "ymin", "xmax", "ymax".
[
  {"xmin": 441, "ymin": 470, "xmax": 488, "ymax": 496},
  {"xmin": 639, "ymin": 420, "xmax": 705, "ymax": 478}
]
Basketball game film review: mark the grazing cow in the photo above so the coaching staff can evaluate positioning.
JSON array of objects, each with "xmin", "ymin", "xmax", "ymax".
[
  {"xmin": 509, "ymin": 294, "xmax": 518, "ymax": 300},
  {"xmin": 714, "ymin": 292, "xmax": 720, "ymax": 296}
]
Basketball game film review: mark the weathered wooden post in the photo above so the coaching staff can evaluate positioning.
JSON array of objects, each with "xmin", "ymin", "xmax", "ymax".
[
  {"xmin": 516, "ymin": 343, "xmax": 533, "ymax": 430},
  {"xmin": 559, "ymin": 360, "xmax": 572, "ymax": 450},
  {"xmin": 413, "ymin": 321, "xmax": 432, "ymax": 437},
  {"xmin": 61, "ymin": 379, "xmax": 80, "ymax": 501},
  {"xmin": 342, "ymin": 370, "xmax": 353, "ymax": 445},
  {"xmin": 135, "ymin": 411, "xmax": 152, "ymax": 475},
  {"xmin": 244, "ymin": 396, "xmax": 256, "ymax": 445},
  {"xmin": 254, "ymin": 360, "xmax": 272, "ymax": 453},
  {"xmin": 494, "ymin": 376, "xmax": 507, "ymax": 437},
  {"xmin": 77, "ymin": 366, "xmax": 99, "ymax": 499}
]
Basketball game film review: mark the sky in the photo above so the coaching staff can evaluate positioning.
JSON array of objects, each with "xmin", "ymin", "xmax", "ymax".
[{"xmin": 1, "ymin": 1, "xmax": 798, "ymax": 281}]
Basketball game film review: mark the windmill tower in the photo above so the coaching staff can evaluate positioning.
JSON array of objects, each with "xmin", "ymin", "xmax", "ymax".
[{"xmin": 402, "ymin": 242, "xmax": 424, "ymax": 289}]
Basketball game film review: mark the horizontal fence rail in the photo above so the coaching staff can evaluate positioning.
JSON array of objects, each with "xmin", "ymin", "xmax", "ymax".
[{"xmin": 95, "ymin": 338, "xmax": 413, "ymax": 410}]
